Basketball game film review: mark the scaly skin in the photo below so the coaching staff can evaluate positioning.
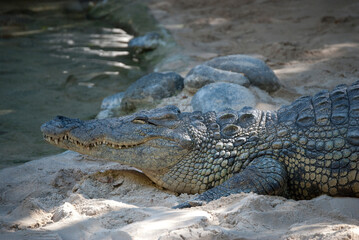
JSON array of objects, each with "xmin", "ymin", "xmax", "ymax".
[{"xmin": 41, "ymin": 82, "xmax": 359, "ymax": 208}]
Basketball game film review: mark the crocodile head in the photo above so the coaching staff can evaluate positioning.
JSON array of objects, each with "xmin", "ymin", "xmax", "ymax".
[{"xmin": 41, "ymin": 105, "xmax": 197, "ymax": 175}]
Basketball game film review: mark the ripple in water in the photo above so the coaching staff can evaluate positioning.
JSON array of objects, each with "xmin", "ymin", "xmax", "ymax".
[{"xmin": 0, "ymin": 1, "xmax": 147, "ymax": 168}]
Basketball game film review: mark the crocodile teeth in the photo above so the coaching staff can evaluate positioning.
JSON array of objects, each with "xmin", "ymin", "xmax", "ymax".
[{"xmin": 44, "ymin": 134, "xmax": 143, "ymax": 150}]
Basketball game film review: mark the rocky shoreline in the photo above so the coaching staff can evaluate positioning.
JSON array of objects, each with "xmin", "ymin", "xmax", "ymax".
[{"xmin": 98, "ymin": 53, "xmax": 283, "ymax": 117}]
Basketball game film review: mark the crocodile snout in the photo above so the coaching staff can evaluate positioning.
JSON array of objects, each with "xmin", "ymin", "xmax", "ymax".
[{"xmin": 41, "ymin": 116, "xmax": 83, "ymax": 137}]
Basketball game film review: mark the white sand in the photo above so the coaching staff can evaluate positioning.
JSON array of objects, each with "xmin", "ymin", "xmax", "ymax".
[{"xmin": 1, "ymin": 151, "xmax": 358, "ymax": 239}]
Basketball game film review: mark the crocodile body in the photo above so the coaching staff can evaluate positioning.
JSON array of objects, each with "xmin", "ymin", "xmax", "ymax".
[{"xmin": 41, "ymin": 82, "xmax": 359, "ymax": 208}]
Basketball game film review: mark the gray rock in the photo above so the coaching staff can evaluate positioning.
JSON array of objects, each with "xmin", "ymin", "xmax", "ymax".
[
  {"xmin": 184, "ymin": 64, "xmax": 250, "ymax": 93},
  {"xmin": 96, "ymin": 109, "xmax": 114, "ymax": 119},
  {"xmin": 185, "ymin": 54, "xmax": 280, "ymax": 93},
  {"xmin": 96, "ymin": 92, "xmax": 125, "ymax": 119},
  {"xmin": 100, "ymin": 92, "xmax": 125, "ymax": 110},
  {"xmin": 121, "ymin": 72, "xmax": 184, "ymax": 112},
  {"xmin": 128, "ymin": 32, "xmax": 164, "ymax": 53},
  {"xmin": 191, "ymin": 82, "xmax": 256, "ymax": 113}
]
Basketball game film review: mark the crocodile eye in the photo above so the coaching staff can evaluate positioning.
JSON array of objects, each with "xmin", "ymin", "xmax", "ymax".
[
  {"xmin": 132, "ymin": 119, "xmax": 146, "ymax": 124},
  {"xmin": 132, "ymin": 116, "xmax": 148, "ymax": 124}
]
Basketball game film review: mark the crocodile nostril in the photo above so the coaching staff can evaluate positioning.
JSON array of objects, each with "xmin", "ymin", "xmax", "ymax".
[{"xmin": 54, "ymin": 116, "xmax": 72, "ymax": 128}]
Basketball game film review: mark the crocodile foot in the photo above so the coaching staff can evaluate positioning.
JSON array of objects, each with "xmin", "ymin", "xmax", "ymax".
[{"xmin": 172, "ymin": 200, "xmax": 205, "ymax": 209}]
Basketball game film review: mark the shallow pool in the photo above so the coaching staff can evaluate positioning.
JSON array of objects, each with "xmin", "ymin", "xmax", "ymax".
[{"xmin": 0, "ymin": 0, "xmax": 147, "ymax": 168}]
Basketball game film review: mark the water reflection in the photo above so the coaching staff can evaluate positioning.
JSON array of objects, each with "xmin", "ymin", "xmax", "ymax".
[
  {"xmin": 0, "ymin": 2, "xmax": 147, "ymax": 169},
  {"xmin": 79, "ymin": 48, "xmax": 129, "ymax": 57}
]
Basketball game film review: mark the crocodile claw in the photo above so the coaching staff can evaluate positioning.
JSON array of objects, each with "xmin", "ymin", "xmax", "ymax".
[{"xmin": 172, "ymin": 200, "xmax": 205, "ymax": 209}]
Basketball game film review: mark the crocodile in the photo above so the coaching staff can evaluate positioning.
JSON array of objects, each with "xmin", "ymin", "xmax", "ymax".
[{"xmin": 41, "ymin": 81, "xmax": 359, "ymax": 208}]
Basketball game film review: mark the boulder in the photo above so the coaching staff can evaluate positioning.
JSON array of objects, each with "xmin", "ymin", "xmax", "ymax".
[
  {"xmin": 121, "ymin": 72, "xmax": 184, "ymax": 112},
  {"xmin": 184, "ymin": 64, "xmax": 250, "ymax": 93},
  {"xmin": 185, "ymin": 54, "xmax": 280, "ymax": 93},
  {"xmin": 100, "ymin": 92, "xmax": 125, "ymax": 110},
  {"xmin": 191, "ymin": 82, "xmax": 256, "ymax": 113},
  {"xmin": 97, "ymin": 92, "xmax": 125, "ymax": 119},
  {"xmin": 128, "ymin": 32, "xmax": 164, "ymax": 53}
]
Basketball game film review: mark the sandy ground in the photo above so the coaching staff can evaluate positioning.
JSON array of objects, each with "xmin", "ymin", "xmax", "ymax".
[
  {"xmin": 1, "ymin": 152, "xmax": 358, "ymax": 240},
  {"xmin": 1, "ymin": 0, "xmax": 359, "ymax": 239},
  {"xmin": 153, "ymin": 0, "xmax": 359, "ymax": 111}
]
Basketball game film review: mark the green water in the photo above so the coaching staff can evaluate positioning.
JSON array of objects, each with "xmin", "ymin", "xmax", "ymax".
[{"xmin": 0, "ymin": 1, "xmax": 147, "ymax": 168}]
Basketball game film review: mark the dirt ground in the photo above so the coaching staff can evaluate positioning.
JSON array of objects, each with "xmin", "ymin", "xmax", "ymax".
[{"xmin": 151, "ymin": 0, "xmax": 359, "ymax": 111}]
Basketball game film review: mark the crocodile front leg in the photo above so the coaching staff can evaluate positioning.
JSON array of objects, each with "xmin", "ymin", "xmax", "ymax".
[{"xmin": 173, "ymin": 157, "xmax": 287, "ymax": 209}]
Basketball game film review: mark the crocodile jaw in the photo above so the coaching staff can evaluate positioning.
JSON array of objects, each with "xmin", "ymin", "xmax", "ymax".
[
  {"xmin": 41, "ymin": 111, "xmax": 193, "ymax": 173},
  {"xmin": 43, "ymin": 133, "xmax": 187, "ymax": 172},
  {"xmin": 43, "ymin": 133, "xmax": 155, "ymax": 151}
]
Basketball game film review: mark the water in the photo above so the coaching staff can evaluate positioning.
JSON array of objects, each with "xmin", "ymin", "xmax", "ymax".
[{"xmin": 0, "ymin": 1, "xmax": 147, "ymax": 168}]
